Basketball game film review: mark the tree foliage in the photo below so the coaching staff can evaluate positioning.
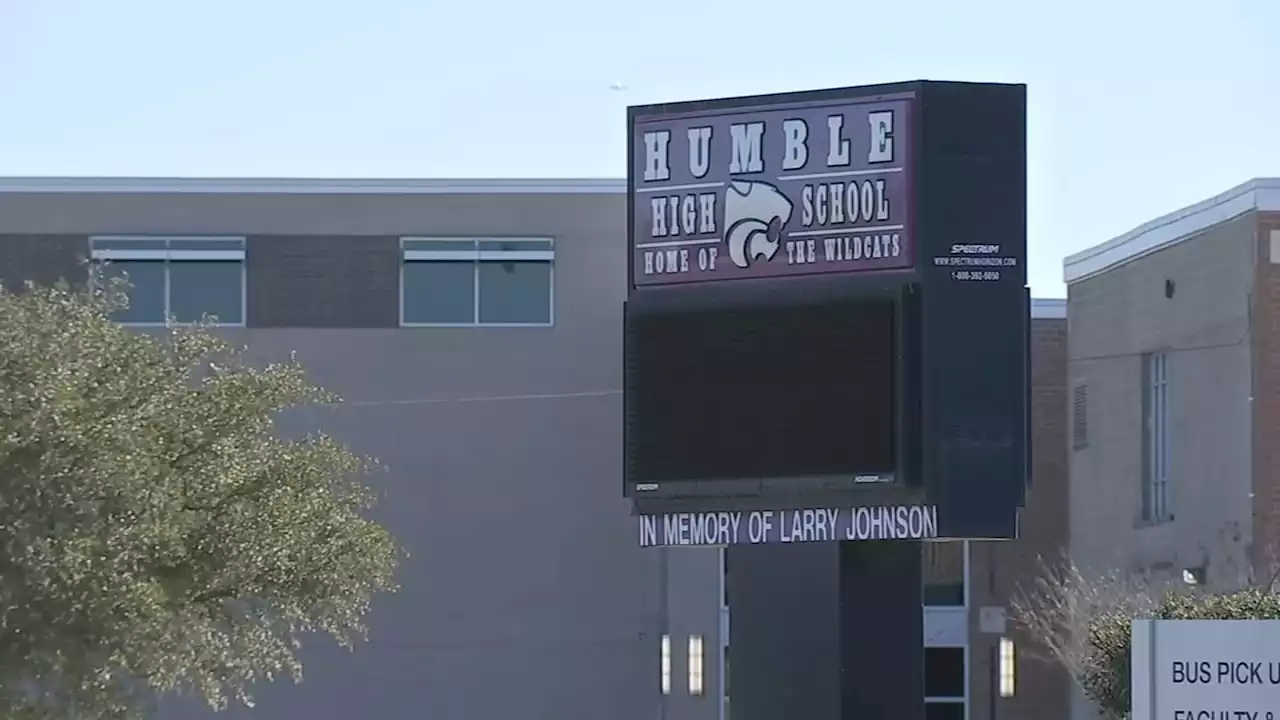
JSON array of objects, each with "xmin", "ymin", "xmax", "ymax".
[
  {"xmin": 0, "ymin": 279, "xmax": 401, "ymax": 719},
  {"xmin": 1012, "ymin": 559, "xmax": 1280, "ymax": 720}
]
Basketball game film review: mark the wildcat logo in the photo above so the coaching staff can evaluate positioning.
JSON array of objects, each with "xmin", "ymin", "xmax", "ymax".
[{"xmin": 723, "ymin": 181, "xmax": 794, "ymax": 269}]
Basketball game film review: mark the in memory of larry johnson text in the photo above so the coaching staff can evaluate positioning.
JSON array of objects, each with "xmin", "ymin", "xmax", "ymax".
[{"xmin": 639, "ymin": 504, "xmax": 938, "ymax": 548}]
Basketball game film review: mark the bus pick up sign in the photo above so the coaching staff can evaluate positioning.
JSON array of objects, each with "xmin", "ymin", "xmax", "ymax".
[{"xmin": 1132, "ymin": 619, "xmax": 1280, "ymax": 720}]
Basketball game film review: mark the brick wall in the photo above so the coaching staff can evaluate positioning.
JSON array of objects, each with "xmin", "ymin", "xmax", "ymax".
[{"xmin": 1253, "ymin": 212, "xmax": 1280, "ymax": 577}]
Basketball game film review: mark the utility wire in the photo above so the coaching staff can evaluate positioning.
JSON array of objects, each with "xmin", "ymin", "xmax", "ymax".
[
  {"xmin": 316, "ymin": 333, "xmax": 1250, "ymax": 408},
  {"xmin": 1068, "ymin": 334, "xmax": 1249, "ymax": 363}
]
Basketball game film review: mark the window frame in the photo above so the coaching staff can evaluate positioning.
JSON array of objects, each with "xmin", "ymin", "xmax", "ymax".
[
  {"xmin": 398, "ymin": 236, "xmax": 556, "ymax": 328},
  {"xmin": 1141, "ymin": 351, "xmax": 1171, "ymax": 523},
  {"xmin": 89, "ymin": 235, "xmax": 247, "ymax": 327}
]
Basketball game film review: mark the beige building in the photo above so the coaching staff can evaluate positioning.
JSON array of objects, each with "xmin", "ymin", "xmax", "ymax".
[{"xmin": 1065, "ymin": 178, "xmax": 1280, "ymax": 717}]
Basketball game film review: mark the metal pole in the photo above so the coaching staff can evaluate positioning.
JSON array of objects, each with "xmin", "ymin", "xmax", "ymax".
[{"xmin": 717, "ymin": 546, "xmax": 726, "ymax": 720}]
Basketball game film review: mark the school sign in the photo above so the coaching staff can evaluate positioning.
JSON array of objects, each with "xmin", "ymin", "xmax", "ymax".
[{"xmin": 632, "ymin": 96, "xmax": 913, "ymax": 285}]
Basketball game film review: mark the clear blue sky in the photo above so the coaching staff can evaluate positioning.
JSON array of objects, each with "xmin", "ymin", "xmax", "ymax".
[{"xmin": 2, "ymin": 0, "xmax": 1277, "ymax": 296}]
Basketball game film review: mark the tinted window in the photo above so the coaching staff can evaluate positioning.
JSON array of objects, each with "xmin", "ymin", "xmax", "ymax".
[
  {"xmin": 92, "ymin": 239, "xmax": 245, "ymax": 327},
  {"xmin": 169, "ymin": 260, "xmax": 243, "ymax": 324},
  {"xmin": 402, "ymin": 261, "xmax": 475, "ymax": 324},
  {"xmin": 478, "ymin": 260, "xmax": 552, "ymax": 324},
  {"xmin": 923, "ymin": 542, "xmax": 964, "ymax": 606},
  {"xmin": 924, "ymin": 646, "xmax": 965, "ymax": 699},
  {"xmin": 101, "ymin": 260, "xmax": 166, "ymax": 324}
]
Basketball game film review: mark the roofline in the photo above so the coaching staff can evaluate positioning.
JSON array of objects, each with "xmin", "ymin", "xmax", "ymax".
[
  {"xmin": 0, "ymin": 176, "xmax": 1177, "ymax": 303},
  {"xmin": 0, "ymin": 176, "xmax": 628, "ymax": 195},
  {"xmin": 1063, "ymin": 177, "xmax": 1280, "ymax": 284},
  {"xmin": 1031, "ymin": 298, "xmax": 1066, "ymax": 319}
]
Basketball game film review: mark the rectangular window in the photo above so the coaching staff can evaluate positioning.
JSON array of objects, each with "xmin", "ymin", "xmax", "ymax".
[
  {"xmin": 90, "ymin": 236, "xmax": 246, "ymax": 326},
  {"xmin": 924, "ymin": 646, "xmax": 966, "ymax": 700},
  {"xmin": 399, "ymin": 237, "xmax": 554, "ymax": 326},
  {"xmin": 923, "ymin": 541, "xmax": 965, "ymax": 607},
  {"xmin": 1142, "ymin": 352, "xmax": 1171, "ymax": 522}
]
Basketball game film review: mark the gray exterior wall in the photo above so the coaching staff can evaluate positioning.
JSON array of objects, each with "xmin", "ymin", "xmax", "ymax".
[
  {"xmin": 1066, "ymin": 210, "xmax": 1258, "ymax": 720},
  {"xmin": 1068, "ymin": 211, "xmax": 1255, "ymax": 586},
  {"xmin": 0, "ymin": 180, "xmax": 1068, "ymax": 720},
  {"xmin": 0, "ymin": 185, "xmax": 726, "ymax": 720}
]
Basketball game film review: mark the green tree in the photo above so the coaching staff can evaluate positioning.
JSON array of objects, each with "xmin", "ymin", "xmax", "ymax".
[
  {"xmin": 0, "ymin": 278, "xmax": 401, "ymax": 719},
  {"xmin": 1012, "ymin": 557, "xmax": 1280, "ymax": 720}
]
